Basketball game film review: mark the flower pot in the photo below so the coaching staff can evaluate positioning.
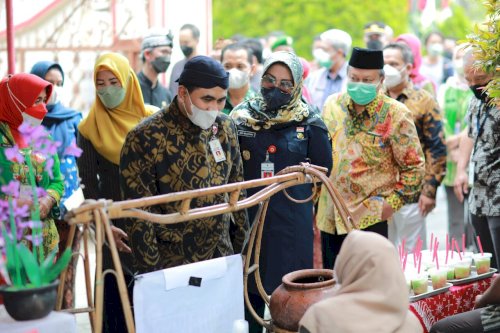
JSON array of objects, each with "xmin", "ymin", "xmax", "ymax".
[
  {"xmin": 0, "ymin": 280, "xmax": 59, "ymax": 321},
  {"xmin": 269, "ymin": 269, "xmax": 337, "ymax": 332}
]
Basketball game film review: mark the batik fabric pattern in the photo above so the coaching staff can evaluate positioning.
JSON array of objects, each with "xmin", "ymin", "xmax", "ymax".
[
  {"xmin": 467, "ymin": 98, "xmax": 500, "ymax": 217},
  {"xmin": 393, "ymin": 83, "xmax": 447, "ymax": 199},
  {"xmin": 317, "ymin": 93, "xmax": 425, "ymax": 235},
  {"xmin": 120, "ymin": 98, "xmax": 249, "ymax": 274},
  {"xmin": 0, "ymin": 122, "xmax": 64, "ymax": 254}
]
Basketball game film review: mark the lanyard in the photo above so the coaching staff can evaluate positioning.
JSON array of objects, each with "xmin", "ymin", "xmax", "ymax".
[{"xmin": 473, "ymin": 102, "xmax": 490, "ymax": 154}]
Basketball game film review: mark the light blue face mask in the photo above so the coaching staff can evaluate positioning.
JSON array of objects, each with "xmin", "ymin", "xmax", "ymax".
[
  {"xmin": 347, "ymin": 81, "xmax": 379, "ymax": 106},
  {"xmin": 97, "ymin": 85, "xmax": 126, "ymax": 109}
]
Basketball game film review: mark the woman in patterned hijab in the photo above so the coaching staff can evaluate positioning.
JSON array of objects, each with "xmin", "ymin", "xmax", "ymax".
[
  {"xmin": 231, "ymin": 51, "xmax": 320, "ymax": 130},
  {"xmin": 231, "ymin": 51, "xmax": 333, "ymax": 333}
]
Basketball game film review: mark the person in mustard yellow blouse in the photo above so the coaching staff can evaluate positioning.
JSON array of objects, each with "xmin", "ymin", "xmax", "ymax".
[{"xmin": 317, "ymin": 47, "xmax": 425, "ymax": 268}]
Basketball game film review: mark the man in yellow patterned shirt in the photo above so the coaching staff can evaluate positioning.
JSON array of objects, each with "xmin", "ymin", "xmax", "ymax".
[
  {"xmin": 317, "ymin": 47, "xmax": 425, "ymax": 268},
  {"xmin": 383, "ymin": 42, "xmax": 447, "ymax": 253}
]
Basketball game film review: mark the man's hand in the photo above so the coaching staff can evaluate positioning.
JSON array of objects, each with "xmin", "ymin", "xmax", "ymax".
[
  {"xmin": 112, "ymin": 226, "xmax": 131, "ymax": 253},
  {"xmin": 418, "ymin": 194, "xmax": 435, "ymax": 217},
  {"xmin": 454, "ymin": 170, "xmax": 469, "ymax": 203},
  {"xmin": 381, "ymin": 201, "xmax": 395, "ymax": 221}
]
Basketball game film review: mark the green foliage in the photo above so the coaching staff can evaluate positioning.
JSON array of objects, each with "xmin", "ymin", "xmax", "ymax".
[
  {"xmin": 437, "ymin": 3, "xmax": 474, "ymax": 40},
  {"xmin": 7, "ymin": 244, "xmax": 71, "ymax": 290},
  {"xmin": 213, "ymin": 0, "xmax": 410, "ymax": 59},
  {"xmin": 465, "ymin": 0, "xmax": 500, "ymax": 105}
]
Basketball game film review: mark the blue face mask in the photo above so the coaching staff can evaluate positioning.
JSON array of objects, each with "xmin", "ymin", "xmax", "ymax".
[{"xmin": 261, "ymin": 87, "xmax": 292, "ymax": 111}]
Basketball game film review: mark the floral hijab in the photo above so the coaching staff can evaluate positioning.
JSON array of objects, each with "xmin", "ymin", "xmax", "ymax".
[{"xmin": 230, "ymin": 51, "xmax": 316, "ymax": 130}]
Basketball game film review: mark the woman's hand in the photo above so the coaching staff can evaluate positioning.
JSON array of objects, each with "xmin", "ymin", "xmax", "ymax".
[{"xmin": 38, "ymin": 196, "xmax": 56, "ymax": 219}]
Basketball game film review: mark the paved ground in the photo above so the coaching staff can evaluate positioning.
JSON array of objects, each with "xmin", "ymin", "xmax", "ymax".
[{"xmin": 73, "ymin": 187, "xmax": 455, "ymax": 332}]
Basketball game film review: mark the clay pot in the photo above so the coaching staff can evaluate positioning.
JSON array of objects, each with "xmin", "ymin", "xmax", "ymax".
[{"xmin": 269, "ymin": 269, "xmax": 337, "ymax": 332}]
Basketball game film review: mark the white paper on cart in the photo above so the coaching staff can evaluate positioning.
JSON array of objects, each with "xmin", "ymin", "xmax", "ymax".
[{"xmin": 134, "ymin": 254, "xmax": 244, "ymax": 333}]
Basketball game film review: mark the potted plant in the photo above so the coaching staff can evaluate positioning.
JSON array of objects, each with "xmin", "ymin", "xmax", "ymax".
[
  {"xmin": 0, "ymin": 123, "xmax": 80, "ymax": 321},
  {"xmin": 465, "ymin": 0, "xmax": 499, "ymax": 106}
]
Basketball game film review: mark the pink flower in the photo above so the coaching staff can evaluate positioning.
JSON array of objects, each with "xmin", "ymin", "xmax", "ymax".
[
  {"xmin": 5, "ymin": 147, "xmax": 24, "ymax": 163},
  {"xmin": 64, "ymin": 141, "xmax": 83, "ymax": 157},
  {"xmin": 1, "ymin": 180, "xmax": 20, "ymax": 198}
]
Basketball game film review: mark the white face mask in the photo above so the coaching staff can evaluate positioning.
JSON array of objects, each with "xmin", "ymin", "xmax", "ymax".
[
  {"xmin": 47, "ymin": 86, "xmax": 63, "ymax": 106},
  {"xmin": 22, "ymin": 112, "xmax": 43, "ymax": 127},
  {"xmin": 184, "ymin": 92, "xmax": 218, "ymax": 129},
  {"xmin": 313, "ymin": 48, "xmax": 334, "ymax": 69},
  {"xmin": 228, "ymin": 68, "xmax": 250, "ymax": 89},
  {"xmin": 383, "ymin": 64, "xmax": 404, "ymax": 89},
  {"xmin": 428, "ymin": 43, "xmax": 444, "ymax": 57}
]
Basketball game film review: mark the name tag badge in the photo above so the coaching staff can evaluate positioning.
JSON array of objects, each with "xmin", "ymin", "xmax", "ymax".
[
  {"xmin": 261, "ymin": 162, "xmax": 274, "ymax": 178},
  {"xmin": 261, "ymin": 150, "xmax": 274, "ymax": 178},
  {"xmin": 237, "ymin": 130, "xmax": 256, "ymax": 138},
  {"xmin": 209, "ymin": 139, "xmax": 226, "ymax": 163}
]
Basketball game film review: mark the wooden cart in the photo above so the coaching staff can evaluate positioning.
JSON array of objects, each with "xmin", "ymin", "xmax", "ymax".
[{"xmin": 60, "ymin": 163, "xmax": 355, "ymax": 333}]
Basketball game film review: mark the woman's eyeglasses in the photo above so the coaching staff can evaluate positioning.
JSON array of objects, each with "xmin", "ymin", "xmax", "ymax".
[{"xmin": 261, "ymin": 74, "xmax": 294, "ymax": 94}]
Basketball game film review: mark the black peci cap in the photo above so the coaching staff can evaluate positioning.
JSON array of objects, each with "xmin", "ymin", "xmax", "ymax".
[{"xmin": 348, "ymin": 47, "xmax": 384, "ymax": 70}]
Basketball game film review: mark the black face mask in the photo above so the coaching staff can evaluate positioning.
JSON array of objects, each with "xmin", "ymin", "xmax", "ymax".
[
  {"xmin": 367, "ymin": 39, "xmax": 383, "ymax": 50},
  {"xmin": 261, "ymin": 87, "xmax": 292, "ymax": 112},
  {"xmin": 181, "ymin": 45, "xmax": 194, "ymax": 58},
  {"xmin": 151, "ymin": 56, "xmax": 171, "ymax": 73},
  {"xmin": 470, "ymin": 83, "xmax": 490, "ymax": 103}
]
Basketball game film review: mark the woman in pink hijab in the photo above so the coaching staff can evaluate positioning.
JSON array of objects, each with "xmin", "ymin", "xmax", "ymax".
[
  {"xmin": 396, "ymin": 33, "xmax": 436, "ymax": 97},
  {"xmin": 299, "ymin": 230, "xmax": 422, "ymax": 333}
]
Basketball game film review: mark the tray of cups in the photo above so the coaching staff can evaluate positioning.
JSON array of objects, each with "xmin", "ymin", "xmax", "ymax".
[
  {"xmin": 409, "ymin": 281, "xmax": 452, "ymax": 302},
  {"xmin": 447, "ymin": 267, "xmax": 497, "ymax": 286}
]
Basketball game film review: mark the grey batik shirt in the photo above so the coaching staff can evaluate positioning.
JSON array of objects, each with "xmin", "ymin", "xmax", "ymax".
[{"xmin": 467, "ymin": 97, "xmax": 500, "ymax": 216}]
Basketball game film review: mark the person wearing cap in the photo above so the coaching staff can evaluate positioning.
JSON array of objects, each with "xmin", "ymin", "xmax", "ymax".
[
  {"xmin": 271, "ymin": 35, "xmax": 294, "ymax": 53},
  {"xmin": 120, "ymin": 55, "xmax": 249, "ymax": 274},
  {"xmin": 364, "ymin": 21, "xmax": 392, "ymax": 50},
  {"xmin": 168, "ymin": 23, "xmax": 200, "ymax": 97},
  {"xmin": 138, "ymin": 30, "xmax": 174, "ymax": 109},
  {"xmin": 220, "ymin": 42, "xmax": 257, "ymax": 115},
  {"xmin": 383, "ymin": 42, "xmax": 446, "ymax": 252},
  {"xmin": 306, "ymin": 29, "xmax": 352, "ymax": 111},
  {"xmin": 316, "ymin": 47, "xmax": 425, "ymax": 268}
]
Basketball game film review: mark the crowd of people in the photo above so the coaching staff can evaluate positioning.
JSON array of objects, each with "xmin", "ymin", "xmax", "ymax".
[{"xmin": 0, "ymin": 18, "xmax": 498, "ymax": 333}]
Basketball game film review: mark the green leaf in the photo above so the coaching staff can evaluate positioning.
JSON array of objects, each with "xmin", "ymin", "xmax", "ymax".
[
  {"xmin": 43, "ymin": 248, "xmax": 71, "ymax": 284},
  {"xmin": 39, "ymin": 248, "xmax": 58, "ymax": 284},
  {"xmin": 1, "ymin": 223, "xmax": 20, "ymax": 287},
  {"xmin": 17, "ymin": 243, "xmax": 42, "ymax": 287}
]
